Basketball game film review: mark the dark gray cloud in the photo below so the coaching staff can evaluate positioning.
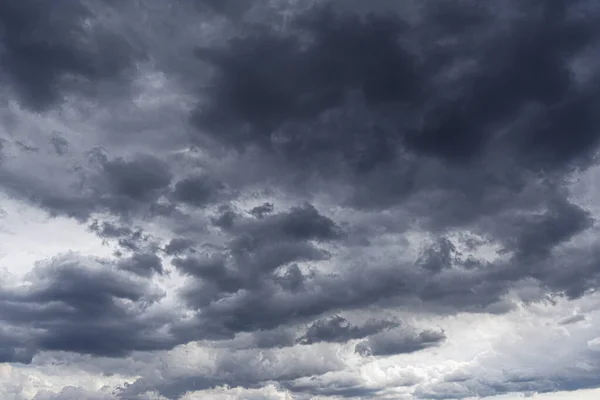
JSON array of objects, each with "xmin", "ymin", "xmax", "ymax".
[
  {"xmin": 0, "ymin": 149, "xmax": 175, "ymax": 224},
  {"xmin": 118, "ymin": 253, "xmax": 164, "ymax": 277},
  {"xmin": 417, "ymin": 237, "xmax": 459, "ymax": 273},
  {"xmin": 0, "ymin": 254, "xmax": 172, "ymax": 360},
  {"xmin": 248, "ymin": 202, "xmax": 274, "ymax": 219},
  {"xmin": 2, "ymin": 0, "xmax": 600, "ymax": 399},
  {"xmin": 172, "ymin": 174, "xmax": 225, "ymax": 207},
  {"xmin": 515, "ymin": 200, "xmax": 593, "ymax": 259},
  {"xmin": 0, "ymin": 330, "xmax": 35, "ymax": 364},
  {"xmin": 355, "ymin": 328, "xmax": 446, "ymax": 357},
  {"xmin": 195, "ymin": 0, "xmax": 254, "ymax": 19},
  {"xmin": 176, "ymin": 203, "xmax": 341, "ymax": 325},
  {"xmin": 251, "ymin": 327, "xmax": 297, "ymax": 349},
  {"xmin": 192, "ymin": 0, "xmax": 599, "ymax": 178},
  {"xmin": 0, "ymin": 0, "xmax": 144, "ymax": 111},
  {"xmin": 101, "ymin": 155, "xmax": 172, "ymax": 204},
  {"xmin": 89, "ymin": 220, "xmax": 153, "ymax": 252},
  {"xmin": 214, "ymin": 202, "xmax": 342, "ymax": 242},
  {"xmin": 163, "ymin": 237, "xmax": 195, "ymax": 256},
  {"xmin": 297, "ymin": 315, "xmax": 399, "ymax": 345},
  {"xmin": 49, "ymin": 135, "xmax": 69, "ymax": 156},
  {"xmin": 192, "ymin": 7, "xmax": 417, "ymax": 173}
]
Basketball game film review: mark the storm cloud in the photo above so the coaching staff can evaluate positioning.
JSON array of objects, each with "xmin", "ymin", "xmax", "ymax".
[{"xmin": 1, "ymin": 0, "xmax": 600, "ymax": 399}]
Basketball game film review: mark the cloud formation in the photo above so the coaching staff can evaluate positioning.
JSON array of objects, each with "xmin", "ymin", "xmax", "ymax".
[{"xmin": 1, "ymin": 0, "xmax": 600, "ymax": 399}]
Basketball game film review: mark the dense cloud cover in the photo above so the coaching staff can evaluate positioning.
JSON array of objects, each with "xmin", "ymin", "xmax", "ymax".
[{"xmin": 1, "ymin": 0, "xmax": 600, "ymax": 399}]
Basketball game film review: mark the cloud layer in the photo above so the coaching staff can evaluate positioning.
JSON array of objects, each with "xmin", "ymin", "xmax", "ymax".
[{"xmin": 1, "ymin": 0, "xmax": 600, "ymax": 399}]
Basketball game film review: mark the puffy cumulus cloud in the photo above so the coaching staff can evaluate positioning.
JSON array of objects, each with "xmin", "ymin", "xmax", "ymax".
[
  {"xmin": 180, "ymin": 384, "xmax": 294, "ymax": 400},
  {"xmin": 2, "ymin": 0, "xmax": 600, "ymax": 399},
  {"xmin": 0, "ymin": 361, "xmax": 133, "ymax": 400}
]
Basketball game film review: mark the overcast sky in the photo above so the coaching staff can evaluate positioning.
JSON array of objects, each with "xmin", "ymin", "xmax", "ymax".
[{"xmin": 1, "ymin": 1, "xmax": 600, "ymax": 399}]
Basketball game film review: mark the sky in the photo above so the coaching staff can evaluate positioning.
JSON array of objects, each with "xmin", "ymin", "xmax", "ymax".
[{"xmin": 1, "ymin": 0, "xmax": 600, "ymax": 399}]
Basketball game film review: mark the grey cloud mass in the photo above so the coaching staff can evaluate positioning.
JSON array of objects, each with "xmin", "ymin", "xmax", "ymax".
[
  {"xmin": 0, "ymin": 254, "xmax": 170, "ymax": 360},
  {"xmin": 297, "ymin": 315, "xmax": 399, "ymax": 345},
  {"xmin": 0, "ymin": 0, "xmax": 144, "ymax": 111},
  {"xmin": 1, "ymin": 0, "xmax": 600, "ymax": 399},
  {"xmin": 354, "ymin": 328, "xmax": 447, "ymax": 357}
]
